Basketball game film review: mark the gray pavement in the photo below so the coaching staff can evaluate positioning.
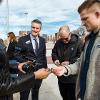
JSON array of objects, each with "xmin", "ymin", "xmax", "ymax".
[
  {"xmin": 39, "ymin": 64, "xmax": 62, "ymax": 100},
  {"xmin": 13, "ymin": 41, "xmax": 62, "ymax": 100}
]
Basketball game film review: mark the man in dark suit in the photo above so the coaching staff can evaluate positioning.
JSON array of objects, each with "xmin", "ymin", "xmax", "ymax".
[{"xmin": 15, "ymin": 19, "xmax": 47, "ymax": 100}]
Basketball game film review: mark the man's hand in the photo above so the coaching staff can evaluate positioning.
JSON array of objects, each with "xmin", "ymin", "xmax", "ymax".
[
  {"xmin": 54, "ymin": 60, "xmax": 60, "ymax": 66},
  {"xmin": 34, "ymin": 68, "xmax": 51, "ymax": 79},
  {"xmin": 18, "ymin": 61, "xmax": 32, "ymax": 73},
  {"xmin": 52, "ymin": 66, "xmax": 67, "ymax": 76}
]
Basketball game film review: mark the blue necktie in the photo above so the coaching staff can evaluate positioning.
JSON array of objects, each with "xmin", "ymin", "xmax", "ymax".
[{"xmin": 34, "ymin": 38, "xmax": 38, "ymax": 55}]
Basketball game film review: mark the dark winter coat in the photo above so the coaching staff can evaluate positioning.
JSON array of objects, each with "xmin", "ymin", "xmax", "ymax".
[{"xmin": 52, "ymin": 34, "xmax": 83, "ymax": 83}]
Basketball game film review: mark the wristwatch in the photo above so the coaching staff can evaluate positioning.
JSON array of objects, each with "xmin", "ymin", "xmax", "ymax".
[{"xmin": 63, "ymin": 66, "xmax": 68, "ymax": 76}]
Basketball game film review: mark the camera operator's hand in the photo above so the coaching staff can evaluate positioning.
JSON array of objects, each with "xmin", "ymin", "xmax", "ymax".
[
  {"xmin": 18, "ymin": 61, "xmax": 32, "ymax": 73},
  {"xmin": 34, "ymin": 68, "xmax": 51, "ymax": 79}
]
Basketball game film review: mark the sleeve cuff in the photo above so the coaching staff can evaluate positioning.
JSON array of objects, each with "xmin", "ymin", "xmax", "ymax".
[{"xmin": 63, "ymin": 65, "xmax": 72, "ymax": 76}]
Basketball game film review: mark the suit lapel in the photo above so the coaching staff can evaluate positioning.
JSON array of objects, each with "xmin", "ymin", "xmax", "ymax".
[{"xmin": 26, "ymin": 34, "xmax": 34, "ymax": 52}]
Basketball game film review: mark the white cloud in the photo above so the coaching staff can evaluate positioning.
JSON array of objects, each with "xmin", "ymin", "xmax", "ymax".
[{"xmin": 0, "ymin": 0, "xmax": 85, "ymax": 39}]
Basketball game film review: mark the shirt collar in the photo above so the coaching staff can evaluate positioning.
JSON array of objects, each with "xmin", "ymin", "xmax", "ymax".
[{"xmin": 30, "ymin": 34, "xmax": 39, "ymax": 40}]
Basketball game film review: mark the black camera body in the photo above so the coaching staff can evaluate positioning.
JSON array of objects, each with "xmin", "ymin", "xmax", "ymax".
[
  {"xmin": 23, "ymin": 57, "xmax": 42, "ymax": 73},
  {"xmin": 14, "ymin": 46, "xmax": 42, "ymax": 73}
]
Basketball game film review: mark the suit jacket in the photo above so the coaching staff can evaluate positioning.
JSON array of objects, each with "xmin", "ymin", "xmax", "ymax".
[{"xmin": 15, "ymin": 34, "xmax": 47, "ymax": 70}]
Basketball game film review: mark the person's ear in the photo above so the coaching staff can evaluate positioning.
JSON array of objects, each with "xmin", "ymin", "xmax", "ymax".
[{"xmin": 95, "ymin": 11, "xmax": 100, "ymax": 18}]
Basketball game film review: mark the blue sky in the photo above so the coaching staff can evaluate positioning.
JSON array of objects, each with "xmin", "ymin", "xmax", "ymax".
[{"xmin": 0, "ymin": 0, "xmax": 84, "ymax": 39}]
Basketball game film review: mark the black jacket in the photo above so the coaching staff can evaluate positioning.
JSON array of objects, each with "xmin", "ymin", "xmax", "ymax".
[
  {"xmin": 7, "ymin": 41, "xmax": 17, "ymax": 60},
  {"xmin": 7, "ymin": 41, "xmax": 18, "ymax": 74},
  {"xmin": 0, "ymin": 44, "xmax": 35, "ymax": 100},
  {"xmin": 52, "ymin": 34, "xmax": 83, "ymax": 83}
]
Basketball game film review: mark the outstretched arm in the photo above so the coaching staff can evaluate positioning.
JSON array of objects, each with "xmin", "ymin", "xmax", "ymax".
[
  {"xmin": 52, "ymin": 60, "xmax": 79, "ymax": 76},
  {"xmin": 0, "ymin": 49, "xmax": 51, "ymax": 96}
]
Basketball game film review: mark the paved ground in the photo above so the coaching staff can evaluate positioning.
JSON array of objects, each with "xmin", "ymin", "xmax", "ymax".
[{"xmin": 13, "ymin": 41, "xmax": 62, "ymax": 100}]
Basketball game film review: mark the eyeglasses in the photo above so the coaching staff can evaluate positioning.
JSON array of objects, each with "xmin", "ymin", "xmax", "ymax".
[
  {"xmin": 62, "ymin": 37, "xmax": 69, "ymax": 41},
  {"xmin": 7, "ymin": 36, "xmax": 9, "ymax": 37},
  {"xmin": 61, "ymin": 33, "xmax": 71, "ymax": 42}
]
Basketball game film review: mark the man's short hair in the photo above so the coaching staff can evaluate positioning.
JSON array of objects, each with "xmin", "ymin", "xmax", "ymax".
[
  {"xmin": 78, "ymin": 0, "xmax": 100, "ymax": 13},
  {"xmin": 31, "ymin": 19, "xmax": 42, "ymax": 27}
]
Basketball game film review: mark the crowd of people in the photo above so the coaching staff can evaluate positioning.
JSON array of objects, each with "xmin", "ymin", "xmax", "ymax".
[{"xmin": 0, "ymin": 0, "xmax": 100, "ymax": 100}]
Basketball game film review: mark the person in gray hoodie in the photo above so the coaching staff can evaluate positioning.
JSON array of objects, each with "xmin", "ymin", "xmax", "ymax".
[{"xmin": 52, "ymin": 0, "xmax": 100, "ymax": 100}]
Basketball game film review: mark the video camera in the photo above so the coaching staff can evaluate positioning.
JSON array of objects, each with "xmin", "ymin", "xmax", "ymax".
[
  {"xmin": 22, "ymin": 57, "xmax": 42, "ymax": 73},
  {"xmin": 14, "ymin": 46, "xmax": 42, "ymax": 73}
]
